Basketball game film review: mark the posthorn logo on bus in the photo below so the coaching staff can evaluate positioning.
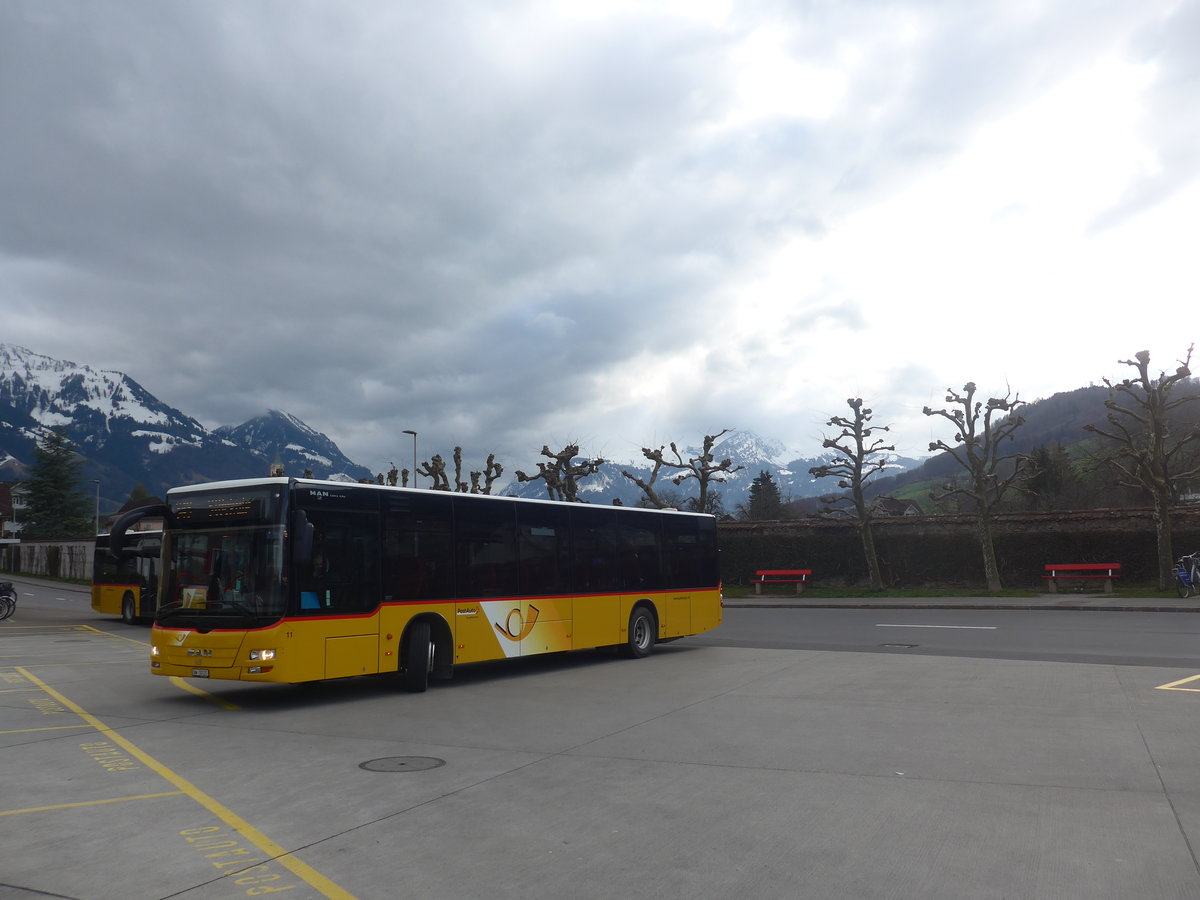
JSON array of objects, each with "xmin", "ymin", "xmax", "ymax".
[{"xmin": 495, "ymin": 605, "xmax": 540, "ymax": 642}]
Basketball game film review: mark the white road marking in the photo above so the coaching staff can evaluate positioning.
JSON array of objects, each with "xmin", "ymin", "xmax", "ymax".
[{"xmin": 875, "ymin": 623, "xmax": 997, "ymax": 630}]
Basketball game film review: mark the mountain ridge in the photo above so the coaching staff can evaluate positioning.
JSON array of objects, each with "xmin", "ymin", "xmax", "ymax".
[
  {"xmin": 0, "ymin": 344, "xmax": 926, "ymax": 513},
  {"xmin": 0, "ymin": 344, "xmax": 371, "ymax": 512},
  {"xmin": 6, "ymin": 343, "xmax": 1159, "ymax": 517}
]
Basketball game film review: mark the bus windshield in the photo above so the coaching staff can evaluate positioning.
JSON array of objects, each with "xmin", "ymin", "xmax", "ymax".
[{"xmin": 157, "ymin": 525, "xmax": 286, "ymax": 628}]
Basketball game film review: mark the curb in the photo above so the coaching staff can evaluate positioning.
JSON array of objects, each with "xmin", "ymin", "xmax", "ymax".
[{"xmin": 724, "ymin": 600, "xmax": 1200, "ymax": 613}]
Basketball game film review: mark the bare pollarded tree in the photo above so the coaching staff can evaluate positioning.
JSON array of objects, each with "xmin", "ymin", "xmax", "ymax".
[
  {"xmin": 416, "ymin": 454, "xmax": 451, "ymax": 490},
  {"xmin": 924, "ymin": 383, "xmax": 1027, "ymax": 592},
  {"xmin": 516, "ymin": 444, "xmax": 605, "ymax": 502},
  {"xmin": 413, "ymin": 448, "xmax": 504, "ymax": 494},
  {"xmin": 622, "ymin": 429, "xmax": 744, "ymax": 512},
  {"xmin": 621, "ymin": 453, "xmax": 671, "ymax": 509},
  {"xmin": 467, "ymin": 452, "xmax": 504, "ymax": 495},
  {"xmin": 810, "ymin": 399, "xmax": 895, "ymax": 591},
  {"xmin": 1084, "ymin": 346, "xmax": 1200, "ymax": 590}
]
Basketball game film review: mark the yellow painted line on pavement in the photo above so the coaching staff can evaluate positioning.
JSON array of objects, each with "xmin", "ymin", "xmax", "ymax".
[
  {"xmin": 1, "ymin": 658, "xmax": 142, "ymax": 669},
  {"xmin": 77, "ymin": 624, "xmax": 152, "ymax": 647},
  {"xmin": 1156, "ymin": 674, "xmax": 1200, "ymax": 692},
  {"xmin": 0, "ymin": 724, "xmax": 93, "ymax": 735},
  {"xmin": 2, "ymin": 791, "xmax": 185, "ymax": 817},
  {"xmin": 0, "ymin": 625, "xmax": 92, "ymax": 633},
  {"xmin": 17, "ymin": 667, "xmax": 358, "ymax": 900},
  {"xmin": 170, "ymin": 676, "xmax": 242, "ymax": 710}
]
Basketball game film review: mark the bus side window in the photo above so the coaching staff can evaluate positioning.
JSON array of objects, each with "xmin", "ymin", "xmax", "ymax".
[
  {"xmin": 570, "ymin": 507, "xmax": 620, "ymax": 594},
  {"xmin": 383, "ymin": 492, "xmax": 454, "ymax": 601},
  {"xmin": 299, "ymin": 512, "xmax": 382, "ymax": 613},
  {"xmin": 516, "ymin": 503, "xmax": 570, "ymax": 596},
  {"xmin": 619, "ymin": 515, "xmax": 663, "ymax": 592},
  {"xmin": 452, "ymin": 496, "xmax": 517, "ymax": 598},
  {"xmin": 662, "ymin": 515, "xmax": 715, "ymax": 588}
]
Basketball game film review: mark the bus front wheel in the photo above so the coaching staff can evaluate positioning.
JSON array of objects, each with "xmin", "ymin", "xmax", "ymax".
[
  {"xmin": 402, "ymin": 621, "xmax": 433, "ymax": 693},
  {"xmin": 620, "ymin": 606, "xmax": 656, "ymax": 659},
  {"xmin": 121, "ymin": 592, "xmax": 138, "ymax": 625}
]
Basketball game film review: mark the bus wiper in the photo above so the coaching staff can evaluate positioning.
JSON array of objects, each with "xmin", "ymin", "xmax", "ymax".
[
  {"xmin": 213, "ymin": 601, "xmax": 258, "ymax": 622},
  {"xmin": 156, "ymin": 601, "xmax": 259, "ymax": 626}
]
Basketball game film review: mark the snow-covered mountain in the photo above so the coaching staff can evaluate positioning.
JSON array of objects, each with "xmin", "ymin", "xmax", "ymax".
[
  {"xmin": 0, "ymin": 343, "xmax": 922, "ymax": 516},
  {"xmin": 0, "ymin": 345, "xmax": 370, "ymax": 509},
  {"xmin": 506, "ymin": 429, "xmax": 922, "ymax": 511},
  {"xmin": 213, "ymin": 410, "xmax": 368, "ymax": 481}
]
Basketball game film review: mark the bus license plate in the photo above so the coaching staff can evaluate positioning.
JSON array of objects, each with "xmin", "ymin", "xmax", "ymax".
[{"xmin": 192, "ymin": 668, "xmax": 210, "ymax": 678}]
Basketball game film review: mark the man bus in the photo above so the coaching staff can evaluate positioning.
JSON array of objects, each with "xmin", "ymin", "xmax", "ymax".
[
  {"xmin": 111, "ymin": 477, "xmax": 721, "ymax": 692},
  {"xmin": 92, "ymin": 530, "xmax": 162, "ymax": 624}
]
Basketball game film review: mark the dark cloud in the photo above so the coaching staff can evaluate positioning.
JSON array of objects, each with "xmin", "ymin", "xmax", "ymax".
[{"xmin": 2, "ymin": 1, "xmax": 1193, "ymax": 477}]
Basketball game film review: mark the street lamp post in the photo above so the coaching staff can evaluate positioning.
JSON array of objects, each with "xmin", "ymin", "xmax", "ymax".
[{"xmin": 402, "ymin": 430, "xmax": 418, "ymax": 488}]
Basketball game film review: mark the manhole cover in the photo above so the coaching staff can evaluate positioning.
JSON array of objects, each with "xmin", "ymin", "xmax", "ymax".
[
  {"xmin": 359, "ymin": 756, "xmax": 446, "ymax": 773},
  {"xmin": 880, "ymin": 643, "xmax": 918, "ymax": 649}
]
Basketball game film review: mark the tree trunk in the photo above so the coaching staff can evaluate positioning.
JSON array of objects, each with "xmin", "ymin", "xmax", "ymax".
[
  {"xmin": 1153, "ymin": 497, "xmax": 1174, "ymax": 591},
  {"xmin": 859, "ymin": 521, "xmax": 883, "ymax": 591},
  {"xmin": 977, "ymin": 512, "xmax": 1002, "ymax": 592}
]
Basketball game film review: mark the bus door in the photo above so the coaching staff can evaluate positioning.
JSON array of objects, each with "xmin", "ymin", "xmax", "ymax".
[{"xmin": 296, "ymin": 509, "xmax": 383, "ymax": 679}]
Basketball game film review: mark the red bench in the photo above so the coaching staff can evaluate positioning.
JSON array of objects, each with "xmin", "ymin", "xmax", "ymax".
[
  {"xmin": 753, "ymin": 569, "xmax": 812, "ymax": 595},
  {"xmin": 1043, "ymin": 563, "xmax": 1121, "ymax": 594}
]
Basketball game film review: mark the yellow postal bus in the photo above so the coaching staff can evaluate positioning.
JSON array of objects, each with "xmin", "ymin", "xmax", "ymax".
[
  {"xmin": 92, "ymin": 530, "xmax": 162, "ymax": 624},
  {"xmin": 112, "ymin": 477, "xmax": 721, "ymax": 692}
]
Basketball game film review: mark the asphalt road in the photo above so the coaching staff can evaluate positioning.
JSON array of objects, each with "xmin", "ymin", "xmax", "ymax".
[
  {"xmin": 698, "ymin": 607, "xmax": 1200, "ymax": 667},
  {"xmin": 7, "ymin": 576, "xmax": 1200, "ymax": 899}
]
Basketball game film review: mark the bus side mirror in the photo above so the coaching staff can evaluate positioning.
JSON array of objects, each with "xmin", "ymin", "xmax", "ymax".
[
  {"xmin": 291, "ymin": 509, "xmax": 314, "ymax": 567},
  {"xmin": 110, "ymin": 504, "xmax": 170, "ymax": 557}
]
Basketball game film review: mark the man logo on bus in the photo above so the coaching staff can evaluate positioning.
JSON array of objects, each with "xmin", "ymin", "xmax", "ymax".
[{"xmin": 495, "ymin": 604, "xmax": 540, "ymax": 642}]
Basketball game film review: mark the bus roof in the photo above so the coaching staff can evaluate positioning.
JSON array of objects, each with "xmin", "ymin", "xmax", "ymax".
[{"xmin": 164, "ymin": 476, "xmax": 715, "ymax": 518}]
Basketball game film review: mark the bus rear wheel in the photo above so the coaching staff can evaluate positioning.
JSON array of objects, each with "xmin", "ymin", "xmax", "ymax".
[
  {"xmin": 121, "ymin": 592, "xmax": 138, "ymax": 625},
  {"xmin": 620, "ymin": 606, "xmax": 656, "ymax": 659},
  {"xmin": 402, "ymin": 621, "xmax": 433, "ymax": 693}
]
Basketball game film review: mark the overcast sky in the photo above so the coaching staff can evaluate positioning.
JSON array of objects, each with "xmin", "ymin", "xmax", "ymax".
[{"xmin": 3, "ymin": 1, "xmax": 1197, "ymax": 476}]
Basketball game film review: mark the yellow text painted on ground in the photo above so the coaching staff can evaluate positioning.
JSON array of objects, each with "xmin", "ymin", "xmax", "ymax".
[{"xmin": 15, "ymin": 666, "xmax": 358, "ymax": 900}]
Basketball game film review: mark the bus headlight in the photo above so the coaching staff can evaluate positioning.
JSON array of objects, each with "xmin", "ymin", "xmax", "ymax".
[
  {"xmin": 151, "ymin": 645, "xmax": 160, "ymax": 657},
  {"xmin": 249, "ymin": 649, "xmax": 276, "ymax": 661}
]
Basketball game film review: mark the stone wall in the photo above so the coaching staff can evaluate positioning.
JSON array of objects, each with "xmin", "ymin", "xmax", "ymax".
[
  {"xmin": 0, "ymin": 540, "xmax": 95, "ymax": 581},
  {"xmin": 718, "ymin": 507, "xmax": 1200, "ymax": 588}
]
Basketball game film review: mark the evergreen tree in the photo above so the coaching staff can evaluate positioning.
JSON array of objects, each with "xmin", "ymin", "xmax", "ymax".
[
  {"xmin": 742, "ymin": 470, "xmax": 784, "ymax": 520},
  {"xmin": 20, "ymin": 429, "xmax": 94, "ymax": 538},
  {"xmin": 127, "ymin": 482, "xmax": 153, "ymax": 504}
]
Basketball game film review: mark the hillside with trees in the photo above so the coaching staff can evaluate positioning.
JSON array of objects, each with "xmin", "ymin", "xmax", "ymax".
[{"xmin": 857, "ymin": 381, "xmax": 1200, "ymax": 514}]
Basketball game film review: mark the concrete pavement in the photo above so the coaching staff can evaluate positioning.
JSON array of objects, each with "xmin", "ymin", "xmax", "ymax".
[{"xmin": 7, "ymin": 576, "xmax": 1200, "ymax": 898}]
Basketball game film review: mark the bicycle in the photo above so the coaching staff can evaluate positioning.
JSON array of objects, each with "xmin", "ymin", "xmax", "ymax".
[
  {"xmin": 1174, "ymin": 553, "xmax": 1200, "ymax": 599},
  {"xmin": 0, "ymin": 582, "xmax": 16, "ymax": 621}
]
